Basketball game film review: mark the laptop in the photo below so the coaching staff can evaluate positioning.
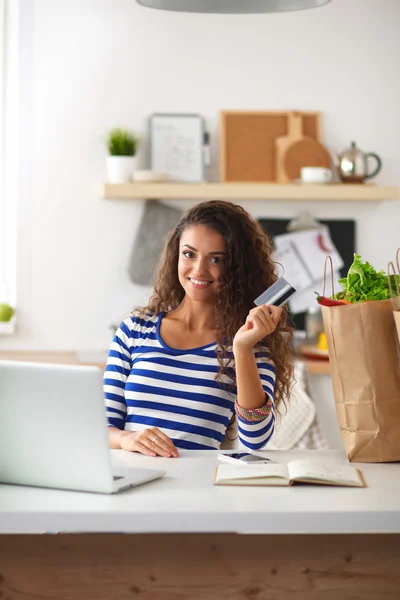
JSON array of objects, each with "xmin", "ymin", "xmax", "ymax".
[{"xmin": 0, "ymin": 360, "xmax": 166, "ymax": 494}]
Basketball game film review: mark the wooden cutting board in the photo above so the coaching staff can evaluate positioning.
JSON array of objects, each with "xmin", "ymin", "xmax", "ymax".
[
  {"xmin": 275, "ymin": 112, "xmax": 331, "ymax": 183},
  {"xmin": 275, "ymin": 112, "xmax": 304, "ymax": 182}
]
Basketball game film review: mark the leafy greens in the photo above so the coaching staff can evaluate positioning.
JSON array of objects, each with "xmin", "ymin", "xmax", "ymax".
[{"xmin": 334, "ymin": 253, "xmax": 399, "ymax": 303}]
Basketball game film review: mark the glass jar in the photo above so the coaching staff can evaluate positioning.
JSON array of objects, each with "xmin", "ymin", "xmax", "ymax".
[{"xmin": 305, "ymin": 305, "xmax": 324, "ymax": 345}]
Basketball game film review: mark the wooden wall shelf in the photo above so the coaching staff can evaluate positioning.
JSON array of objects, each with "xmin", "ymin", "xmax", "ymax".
[{"xmin": 102, "ymin": 182, "xmax": 399, "ymax": 202}]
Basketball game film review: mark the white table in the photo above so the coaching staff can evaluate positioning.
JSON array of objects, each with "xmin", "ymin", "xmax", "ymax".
[
  {"xmin": 1, "ymin": 449, "xmax": 400, "ymax": 599},
  {"xmin": 1, "ymin": 448, "xmax": 400, "ymax": 535}
]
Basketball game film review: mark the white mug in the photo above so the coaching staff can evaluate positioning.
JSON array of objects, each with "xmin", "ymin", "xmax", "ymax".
[{"xmin": 300, "ymin": 167, "xmax": 333, "ymax": 184}]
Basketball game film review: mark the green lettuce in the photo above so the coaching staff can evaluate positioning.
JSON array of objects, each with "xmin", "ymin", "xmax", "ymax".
[{"xmin": 334, "ymin": 253, "xmax": 399, "ymax": 303}]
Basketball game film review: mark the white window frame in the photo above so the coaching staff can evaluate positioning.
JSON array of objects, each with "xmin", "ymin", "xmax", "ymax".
[
  {"xmin": 0, "ymin": 0, "xmax": 20, "ymax": 334},
  {"xmin": 0, "ymin": 0, "xmax": 7, "ymax": 302}
]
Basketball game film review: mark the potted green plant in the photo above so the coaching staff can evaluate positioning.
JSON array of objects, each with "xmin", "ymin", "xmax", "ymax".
[
  {"xmin": 106, "ymin": 128, "xmax": 139, "ymax": 184},
  {"xmin": 0, "ymin": 302, "xmax": 15, "ymax": 335}
]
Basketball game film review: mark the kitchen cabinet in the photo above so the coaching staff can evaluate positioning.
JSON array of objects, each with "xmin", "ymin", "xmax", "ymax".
[{"xmin": 0, "ymin": 351, "xmax": 106, "ymax": 371}]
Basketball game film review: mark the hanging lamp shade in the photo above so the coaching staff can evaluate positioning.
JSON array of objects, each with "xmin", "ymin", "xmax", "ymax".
[{"xmin": 136, "ymin": 0, "xmax": 332, "ymax": 14}]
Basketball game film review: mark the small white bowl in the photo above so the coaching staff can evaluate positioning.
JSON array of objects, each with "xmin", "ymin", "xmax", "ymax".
[{"xmin": 133, "ymin": 170, "xmax": 169, "ymax": 183}]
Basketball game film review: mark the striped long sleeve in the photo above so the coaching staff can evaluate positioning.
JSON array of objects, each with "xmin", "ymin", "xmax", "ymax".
[
  {"xmin": 104, "ymin": 312, "xmax": 276, "ymax": 451},
  {"xmin": 236, "ymin": 352, "xmax": 276, "ymax": 450}
]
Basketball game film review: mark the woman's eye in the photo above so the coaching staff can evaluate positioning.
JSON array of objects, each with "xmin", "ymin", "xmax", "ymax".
[
  {"xmin": 210, "ymin": 257, "xmax": 222, "ymax": 264},
  {"xmin": 183, "ymin": 251, "xmax": 194, "ymax": 258}
]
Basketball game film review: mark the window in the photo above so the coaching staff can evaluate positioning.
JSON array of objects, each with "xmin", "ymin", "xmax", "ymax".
[
  {"xmin": 0, "ymin": 0, "xmax": 18, "ymax": 320},
  {"xmin": 0, "ymin": 0, "xmax": 6, "ymax": 302}
]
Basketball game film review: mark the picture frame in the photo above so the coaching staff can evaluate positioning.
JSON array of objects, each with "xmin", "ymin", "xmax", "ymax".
[{"xmin": 149, "ymin": 113, "xmax": 205, "ymax": 182}]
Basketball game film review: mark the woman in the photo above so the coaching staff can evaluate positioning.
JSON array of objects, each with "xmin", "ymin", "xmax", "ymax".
[{"xmin": 105, "ymin": 201, "xmax": 293, "ymax": 457}]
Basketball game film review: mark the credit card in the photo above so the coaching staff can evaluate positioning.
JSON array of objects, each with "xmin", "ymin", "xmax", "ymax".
[{"xmin": 254, "ymin": 277, "xmax": 297, "ymax": 308}]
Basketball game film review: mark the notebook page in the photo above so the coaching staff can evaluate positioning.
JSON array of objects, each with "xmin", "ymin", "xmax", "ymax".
[
  {"xmin": 215, "ymin": 463, "xmax": 289, "ymax": 484},
  {"xmin": 287, "ymin": 460, "xmax": 363, "ymax": 486}
]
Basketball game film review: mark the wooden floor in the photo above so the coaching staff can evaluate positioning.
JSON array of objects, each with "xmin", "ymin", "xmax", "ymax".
[{"xmin": 1, "ymin": 533, "xmax": 400, "ymax": 599}]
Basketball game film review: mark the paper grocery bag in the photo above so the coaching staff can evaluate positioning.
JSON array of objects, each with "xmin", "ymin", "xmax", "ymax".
[
  {"xmin": 388, "ymin": 257, "xmax": 400, "ymax": 345},
  {"xmin": 393, "ymin": 312, "xmax": 400, "ymax": 345},
  {"xmin": 321, "ymin": 299, "xmax": 400, "ymax": 462}
]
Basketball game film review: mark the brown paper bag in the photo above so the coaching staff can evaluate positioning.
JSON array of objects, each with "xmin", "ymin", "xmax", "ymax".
[
  {"xmin": 321, "ymin": 257, "xmax": 400, "ymax": 463},
  {"xmin": 388, "ymin": 251, "xmax": 400, "ymax": 343}
]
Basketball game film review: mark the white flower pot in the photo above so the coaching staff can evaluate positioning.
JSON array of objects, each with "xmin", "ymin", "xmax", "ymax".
[
  {"xmin": 0, "ymin": 316, "xmax": 16, "ymax": 335},
  {"xmin": 106, "ymin": 156, "xmax": 136, "ymax": 184}
]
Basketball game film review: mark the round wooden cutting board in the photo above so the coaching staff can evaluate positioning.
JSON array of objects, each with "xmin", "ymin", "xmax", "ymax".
[{"xmin": 283, "ymin": 138, "xmax": 331, "ymax": 180}]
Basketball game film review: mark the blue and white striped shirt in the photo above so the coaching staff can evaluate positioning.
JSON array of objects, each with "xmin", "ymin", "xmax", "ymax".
[{"xmin": 104, "ymin": 312, "xmax": 276, "ymax": 450}]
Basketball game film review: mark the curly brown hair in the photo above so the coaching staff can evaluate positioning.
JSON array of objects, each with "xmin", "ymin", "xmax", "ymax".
[{"xmin": 143, "ymin": 200, "xmax": 294, "ymax": 409}]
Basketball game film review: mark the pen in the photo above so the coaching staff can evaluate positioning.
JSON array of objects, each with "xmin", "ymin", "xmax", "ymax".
[{"xmin": 203, "ymin": 131, "xmax": 210, "ymax": 167}]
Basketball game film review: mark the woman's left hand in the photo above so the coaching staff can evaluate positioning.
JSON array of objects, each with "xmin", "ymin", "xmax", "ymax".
[{"xmin": 233, "ymin": 305, "xmax": 282, "ymax": 351}]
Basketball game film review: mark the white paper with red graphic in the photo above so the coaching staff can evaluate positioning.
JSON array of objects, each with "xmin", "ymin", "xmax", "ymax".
[{"xmin": 273, "ymin": 227, "xmax": 344, "ymax": 314}]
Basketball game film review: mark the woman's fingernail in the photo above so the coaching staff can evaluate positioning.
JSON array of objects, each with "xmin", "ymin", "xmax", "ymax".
[{"xmin": 163, "ymin": 452, "xmax": 171, "ymax": 458}]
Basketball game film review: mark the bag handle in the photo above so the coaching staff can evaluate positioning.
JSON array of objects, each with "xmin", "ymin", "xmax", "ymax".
[
  {"xmin": 396, "ymin": 248, "xmax": 400, "ymax": 275},
  {"xmin": 322, "ymin": 255, "xmax": 335, "ymax": 298},
  {"xmin": 387, "ymin": 261, "xmax": 400, "ymax": 309}
]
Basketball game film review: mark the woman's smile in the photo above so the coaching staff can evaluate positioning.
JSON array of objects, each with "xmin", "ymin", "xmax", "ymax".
[{"xmin": 188, "ymin": 277, "xmax": 213, "ymax": 289}]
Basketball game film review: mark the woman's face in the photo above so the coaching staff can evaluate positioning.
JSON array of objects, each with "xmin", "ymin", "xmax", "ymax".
[{"xmin": 178, "ymin": 225, "xmax": 226, "ymax": 303}]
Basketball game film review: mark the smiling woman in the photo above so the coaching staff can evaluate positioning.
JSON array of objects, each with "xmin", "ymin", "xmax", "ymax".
[
  {"xmin": 104, "ymin": 200, "xmax": 294, "ymax": 456},
  {"xmin": 178, "ymin": 225, "xmax": 225, "ymax": 299}
]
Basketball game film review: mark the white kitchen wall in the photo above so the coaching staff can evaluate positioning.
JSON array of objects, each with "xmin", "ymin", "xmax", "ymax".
[{"xmin": 2, "ymin": 0, "xmax": 399, "ymax": 351}]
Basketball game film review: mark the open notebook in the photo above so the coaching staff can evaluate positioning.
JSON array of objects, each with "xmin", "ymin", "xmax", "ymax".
[{"xmin": 214, "ymin": 460, "xmax": 366, "ymax": 487}]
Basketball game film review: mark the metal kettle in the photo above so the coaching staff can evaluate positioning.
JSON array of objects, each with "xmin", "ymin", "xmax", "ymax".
[{"xmin": 335, "ymin": 141, "xmax": 382, "ymax": 183}]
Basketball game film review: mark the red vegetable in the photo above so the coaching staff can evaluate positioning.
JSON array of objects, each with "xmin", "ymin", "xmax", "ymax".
[
  {"xmin": 315, "ymin": 293, "xmax": 347, "ymax": 307},
  {"xmin": 317, "ymin": 233, "xmax": 332, "ymax": 254}
]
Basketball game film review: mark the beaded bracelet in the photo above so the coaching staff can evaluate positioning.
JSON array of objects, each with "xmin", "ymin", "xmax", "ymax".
[{"xmin": 235, "ymin": 397, "xmax": 273, "ymax": 423}]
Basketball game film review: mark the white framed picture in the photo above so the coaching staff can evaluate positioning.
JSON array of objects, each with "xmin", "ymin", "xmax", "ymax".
[{"xmin": 149, "ymin": 113, "xmax": 205, "ymax": 182}]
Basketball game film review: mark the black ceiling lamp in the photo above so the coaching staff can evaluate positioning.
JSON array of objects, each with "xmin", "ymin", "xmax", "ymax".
[{"xmin": 136, "ymin": 0, "xmax": 332, "ymax": 14}]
